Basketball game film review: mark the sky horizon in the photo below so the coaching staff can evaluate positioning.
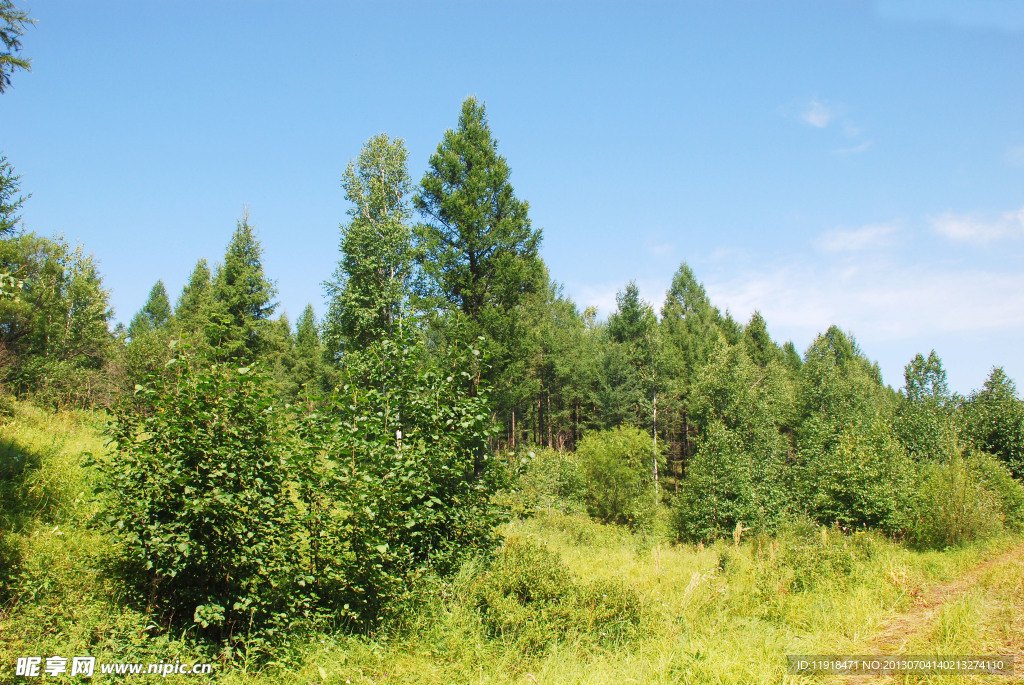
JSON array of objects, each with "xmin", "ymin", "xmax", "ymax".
[{"xmin": 2, "ymin": 1, "xmax": 1022, "ymax": 395}]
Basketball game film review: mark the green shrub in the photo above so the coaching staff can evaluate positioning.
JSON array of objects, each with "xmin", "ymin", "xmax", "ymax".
[
  {"xmin": 577, "ymin": 425, "xmax": 658, "ymax": 528},
  {"xmin": 673, "ymin": 340, "xmax": 794, "ymax": 543},
  {"xmin": 103, "ymin": 354, "xmax": 297, "ymax": 655},
  {"xmin": 464, "ymin": 537, "xmax": 647, "ymax": 654},
  {"xmin": 797, "ymin": 415, "xmax": 915, "ymax": 534},
  {"xmin": 500, "ymin": 447, "xmax": 586, "ymax": 518},
  {"xmin": 290, "ymin": 331, "xmax": 503, "ymax": 629},
  {"xmin": 970, "ymin": 451, "xmax": 1024, "ymax": 532},
  {"xmin": 907, "ymin": 454, "xmax": 1006, "ymax": 549}
]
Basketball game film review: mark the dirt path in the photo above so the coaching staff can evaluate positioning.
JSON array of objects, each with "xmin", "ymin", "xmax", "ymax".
[{"xmin": 837, "ymin": 542, "xmax": 1024, "ymax": 684}]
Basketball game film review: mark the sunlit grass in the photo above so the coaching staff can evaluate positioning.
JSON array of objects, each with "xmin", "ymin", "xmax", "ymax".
[{"xmin": 2, "ymin": 399, "xmax": 1022, "ymax": 684}]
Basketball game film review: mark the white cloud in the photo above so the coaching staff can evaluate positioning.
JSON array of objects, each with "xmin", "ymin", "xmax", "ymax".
[
  {"xmin": 795, "ymin": 98, "xmax": 871, "ymax": 155},
  {"xmin": 834, "ymin": 140, "xmax": 874, "ymax": 156},
  {"xmin": 648, "ymin": 242, "xmax": 676, "ymax": 258},
  {"xmin": 802, "ymin": 99, "xmax": 838, "ymax": 128},
  {"xmin": 817, "ymin": 224, "xmax": 896, "ymax": 252},
  {"xmin": 930, "ymin": 207, "xmax": 1024, "ymax": 244},
  {"xmin": 706, "ymin": 258, "xmax": 1024, "ymax": 344},
  {"xmin": 1006, "ymin": 146, "xmax": 1024, "ymax": 167}
]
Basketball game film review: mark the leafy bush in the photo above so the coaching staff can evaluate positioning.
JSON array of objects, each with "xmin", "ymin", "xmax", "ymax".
[
  {"xmin": 907, "ymin": 454, "xmax": 1008, "ymax": 548},
  {"xmin": 500, "ymin": 447, "xmax": 586, "ymax": 518},
  {"xmin": 673, "ymin": 341, "xmax": 794, "ymax": 543},
  {"xmin": 969, "ymin": 451, "xmax": 1024, "ymax": 532},
  {"xmin": 464, "ymin": 537, "xmax": 647, "ymax": 654},
  {"xmin": 576, "ymin": 425, "xmax": 658, "ymax": 528},
  {"xmin": 290, "ymin": 332, "xmax": 504, "ymax": 629},
  {"xmin": 103, "ymin": 353, "xmax": 297, "ymax": 654},
  {"xmin": 797, "ymin": 415, "xmax": 915, "ymax": 534}
]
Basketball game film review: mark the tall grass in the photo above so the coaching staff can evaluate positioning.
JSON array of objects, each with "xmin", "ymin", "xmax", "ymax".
[{"xmin": 2, "ymin": 399, "xmax": 1021, "ymax": 684}]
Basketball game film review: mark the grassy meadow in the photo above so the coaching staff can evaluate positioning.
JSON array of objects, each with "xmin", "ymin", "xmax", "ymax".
[{"xmin": 2, "ymin": 399, "xmax": 1022, "ymax": 684}]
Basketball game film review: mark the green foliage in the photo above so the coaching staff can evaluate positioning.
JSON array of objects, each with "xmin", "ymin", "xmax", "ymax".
[
  {"xmin": 323, "ymin": 134, "xmax": 415, "ymax": 359},
  {"xmin": 174, "ymin": 259, "xmax": 213, "ymax": 331},
  {"xmin": 103, "ymin": 353, "xmax": 297, "ymax": 653},
  {"xmin": 0, "ymin": 233, "xmax": 115, "ymax": 406},
  {"xmin": 962, "ymin": 367, "xmax": 1024, "ymax": 478},
  {"xmin": 291, "ymin": 327, "xmax": 503, "ymax": 628},
  {"xmin": 800, "ymin": 415, "xmax": 914, "ymax": 533},
  {"xmin": 464, "ymin": 537, "xmax": 648, "ymax": 654},
  {"xmin": 743, "ymin": 311, "xmax": 780, "ymax": 369},
  {"xmin": 673, "ymin": 341, "xmax": 794, "ymax": 542},
  {"xmin": 127, "ymin": 280, "xmax": 172, "ymax": 339},
  {"xmin": 790, "ymin": 327, "xmax": 915, "ymax": 532},
  {"xmin": 209, "ymin": 214, "xmax": 278, "ymax": 362},
  {"xmin": 576, "ymin": 425, "xmax": 658, "ymax": 528},
  {"xmin": 0, "ymin": 154, "xmax": 28, "ymax": 236},
  {"xmin": 288, "ymin": 303, "xmax": 329, "ymax": 403},
  {"xmin": 0, "ymin": 0, "xmax": 33, "ymax": 94},
  {"xmin": 413, "ymin": 97, "xmax": 545, "ymax": 443},
  {"xmin": 414, "ymin": 96, "xmax": 542, "ymax": 321},
  {"xmin": 907, "ymin": 453, "xmax": 1005, "ymax": 549},
  {"xmin": 895, "ymin": 351, "xmax": 956, "ymax": 461},
  {"xmin": 501, "ymin": 447, "xmax": 587, "ymax": 518}
]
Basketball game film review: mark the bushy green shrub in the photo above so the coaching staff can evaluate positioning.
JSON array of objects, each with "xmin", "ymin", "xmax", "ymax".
[
  {"xmin": 103, "ymin": 353, "xmax": 297, "ymax": 654},
  {"xmin": 500, "ymin": 447, "xmax": 586, "ymax": 518},
  {"xmin": 291, "ymin": 332, "xmax": 503, "ymax": 629},
  {"xmin": 907, "ymin": 454, "xmax": 1008, "ymax": 549},
  {"xmin": 464, "ymin": 537, "xmax": 647, "ymax": 654},
  {"xmin": 969, "ymin": 451, "xmax": 1024, "ymax": 532},
  {"xmin": 673, "ymin": 340, "xmax": 794, "ymax": 543},
  {"xmin": 797, "ymin": 415, "xmax": 916, "ymax": 533},
  {"xmin": 576, "ymin": 425, "xmax": 658, "ymax": 528}
]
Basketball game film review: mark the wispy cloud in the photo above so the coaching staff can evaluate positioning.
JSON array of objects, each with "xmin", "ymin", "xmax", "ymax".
[
  {"xmin": 874, "ymin": 0, "xmax": 1024, "ymax": 34},
  {"xmin": 1006, "ymin": 146, "xmax": 1024, "ymax": 167},
  {"xmin": 930, "ymin": 207, "xmax": 1024, "ymax": 244},
  {"xmin": 802, "ymin": 98, "xmax": 838, "ymax": 128},
  {"xmin": 834, "ymin": 140, "xmax": 874, "ymax": 156},
  {"xmin": 707, "ymin": 258, "xmax": 1024, "ymax": 343},
  {"xmin": 817, "ymin": 224, "xmax": 897, "ymax": 252},
  {"xmin": 795, "ymin": 97, "xmax": 872, "ymax": 155}
]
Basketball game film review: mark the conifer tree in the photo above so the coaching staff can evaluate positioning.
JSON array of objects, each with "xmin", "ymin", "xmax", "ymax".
[
  {"xmin": 209, "ymin": 214, "xmax": 278, "ymax": 362},
  {"xmin": 174, "ymin": 259, "xmax": 212, "ymax": 326},
  {"xmin": 0, "ymin": 155, "xmax": 26, "ymax": 236},
  {"xmin": 414, "ymin": 97, "xmax": 542, "ymax": 324},
  {"xmin": 128, "ymin": 280, "xmax": 171, "ymax": 339},
  {"xmin": 414, "ymin": 98, "xmax": 544, "ymax": 437},
  {"xmin": 0, "ymin": 0, "xmax": 33, "ymax": 94},
  {"xmin": 292, "ymin": 303, "xmax": 328, "ymax": 401},
  {"xmin": 743, "ymin": 311, "xmax": 779, "ymax": 369}
]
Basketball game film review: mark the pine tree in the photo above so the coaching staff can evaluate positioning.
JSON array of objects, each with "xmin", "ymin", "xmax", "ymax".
[
  {"xmin": 323, "ymin": 134, "xmax": 414, "ymax": 360},
  {"xmin": 0, "ymin": 0, "xmax": 33, "ymax": 94},
  {"xmin": 175, "ymin": 259, "xmax": 212, "ymax": 325},
  {"xmin": 0, "ymin": 155, "xmax": 27, "ymax": 236},
  {"xmin": 292, "ymin": 303, "xmax": 328, "ymax": 401},
  {"xmin": 743, "ymin": 311, "xmax": 779, "ymax": 369},
  {"xmin": 128, "ymin": 280, "xmax": 171, "ymax": 339},
  {"xmin": 414, "ymin": 97, "xmax": 543, "ymax": 322},
  {"xmin": 209, "ymin": 214, "xmax": 278, "ymax": 362}
]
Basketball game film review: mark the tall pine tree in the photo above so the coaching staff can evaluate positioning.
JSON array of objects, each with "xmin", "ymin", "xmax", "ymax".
[
  {"xmin": 209, "ymin": 214, "xmax": 277, "ymax": 362},
  {"xmin": 128, "ymin": 280, "xmax": 171, "ymax": 339}
]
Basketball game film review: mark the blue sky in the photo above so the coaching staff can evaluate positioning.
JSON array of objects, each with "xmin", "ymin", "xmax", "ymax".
[{"xmin": 1, "ymin": 1, "xmax": 1022, "ymax": 394}]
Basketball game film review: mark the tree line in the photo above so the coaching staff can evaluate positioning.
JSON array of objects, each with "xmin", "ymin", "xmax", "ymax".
[{"xmin": 3, "ymin": 1, "xmax": 1024, "ymax": 654}]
